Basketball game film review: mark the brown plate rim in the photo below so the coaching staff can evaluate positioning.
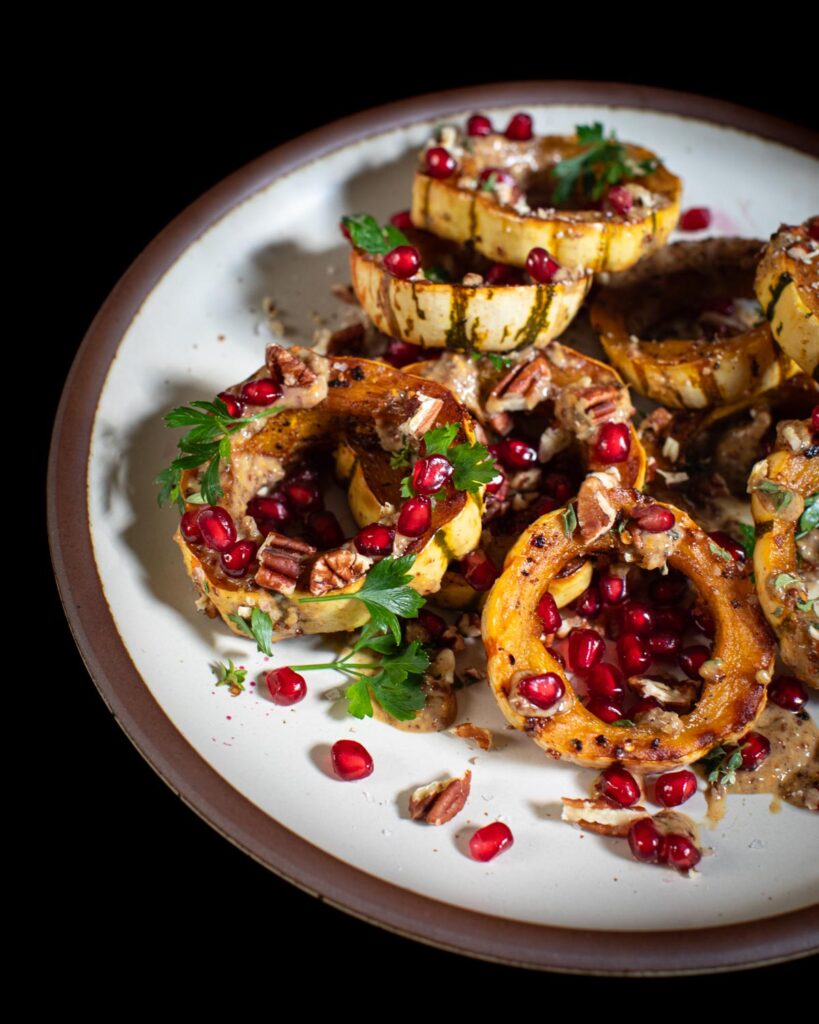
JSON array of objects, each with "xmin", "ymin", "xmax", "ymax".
[{"xmin": 48, "ymin": 80, "xmax": 819, "ymax": 974}]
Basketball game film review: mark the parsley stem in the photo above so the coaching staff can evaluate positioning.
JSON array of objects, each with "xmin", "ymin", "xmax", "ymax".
[
  {"xmin": 287, "ymin": 661, "xmax": 376, "ymax": 672},
  {"xmin": 298, "ymin": 594, "xmax": 358, "ymax": 604}
]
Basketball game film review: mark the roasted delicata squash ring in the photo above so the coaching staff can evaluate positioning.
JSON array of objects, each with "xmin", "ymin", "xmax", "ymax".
[
  {"xmin": 410, "ymin": 123, "xmax": 681, "ymax": 273},
  {"xmin": 349, "ymin": 229, "xmax": 592, "ymax": 352},
  {"xmin": 755, "ymin": 217, "xmax": 819, "ymax": 379},
  {"xmin": 750, "ymin": 416, "xmax": 819, "ymax": 686},
  {"xmin": 175, "ymin": 346, "xmax": 483, "ymax": 643},
  {"xmin": 483, "ymin": 491, "xmax": 774, "ymax": 771},
  {"xmin": 591, "ymin": 239, "xmax": 796, "ymax": 409}
]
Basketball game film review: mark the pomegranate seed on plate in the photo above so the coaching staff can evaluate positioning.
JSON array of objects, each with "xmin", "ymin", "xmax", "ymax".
[
  {"xmin": 462, "ymin": 550, "xmax": 498, "ymax": 591},
  {"xmin": 241, "ymin": 378, "xmax": 282, "ymax": 406},
  {"xmin": 247, "ymin": 493, "xmax": 290, "ymax": 530},
  {"xmin": 632, "ymin": 696, "xmax": 659, "ymax": 718},
  {"xmin": 599, "ymin": 764, "xmax": 641, "ymax": 807},
  {"xmin": 425, "ymin": 146, "xmax": 458, "ymax": 178},
  {"xmin": 594, "ymin": 422, "xmax": 630, "ymax": 463},
  {"xmin": 384, "ymin": 245, "xmax": 421, "ymax": 280},
  {"xmin": 266, "ymin": 667, "xmax": 307, "ymax": 706},
  {"xmin": 505, "ymin": 112, "xmax": 533, "ymax": 141},
  {"xmin": 599, "ymin": 572, "xmax": 627, "ymax": 605},
  {"xmin": 691, "ymin": 605, "xmax": 716, "ymax": 638},
  {"xmin": 568, "ymin": 628, "xmax": 605, "ymax": 672},
  {"xmin": 331, "ymin": 739, "xmax": 374, "ymax": 781},
  {"xmin": 678, "ymin": 645, "xmax": 710, "ymax": 679},
  {"xmin": 621, "ymin": 601, "xmax": 653, "ymax": 635},
  {"xmin": 739, "ymin": 732, "xmax": 770, "ymax": 771},
  {"xmin": 653, "ymin": 607, "xmax": 689, "ymax": 634},
  {"xmin": 397, "ymin": 496, "xmax": 431, "ymax": 537},
  {"xmin": 630, "ymin": 504, "xmax": 676, "ymax": 533},
  {"xmin": 518, "ymin": 673, "xmax": 565, "ymax": 709},
  {"xmin": 767, "ymin": 675, "xmax": 808, "ymax": 712},
  {"xmin": 647, "ymin": 631, "xmax": 681, "ymax": 657},
  {"xmin": 655, "ymin": 770, "xmax": 697, "ymax": 808},
  {"xmin": 499, "ymin": 437, "xmax": 538, "ymax": 469},
  {"xmin": 469, "ymin": 822, "xmax": 514, "ymax": 861},
  {"xmin": 308, "ymin": 510, "xmax": 344, "ymax": 549},
  {"xmin": 679, "ymin": 207, "xmax": 711, "ymax": 231},
  {"xmin": 284, "ymin": 480, "xmax": 322, "ymax": 510},
  {"xmin": 467, "ymin": 113, "xmax": 493, "ymax": 136},
  {"xmin": 536, "ymin": 591, "xmax": 562, "ymax": 633},
  {"xmin": 196, "ymin": 506, "xmax": 237, "ymax": 553},
  {"xmin": 412, "ymin": 454, "xmax": 453, "ymax": 495},
  {"xmin": 660, "ymin": 833, "xmax": 701, "ymax": 872},
  {"xmin": 389, "ymin": 210, "xmax": 413, "ymax": 230},
  {"xmin": 220, "ymin": 539, "xmax": 257, "ymax": 577},
  {"xmin": 617, "ymin": 632, "xmax": 650, "ymax": 675},
  {"xmin": 650, "ymin": 573, "xmax": 687, "ymax": 605},
  {"xmin": 587, "ymin": 662, "xmax": 624, "ymax": 700},
  {"xmin": 628, "ymin": 818, "xmax": 661, "ymax": 861},
  {"xmin": 180, "ymin": 510, "xmax": 202, "ymax": 543},
  {"xmin": 574, "ymin": 584, "xmax": 600, "ymax": 617},
  {"xmin": 526, "ymin": 247, "xmax": 560, "ymax": 284},
  {"xmin": 354, "ymin": 524, "xmax": 394, "ymax": 557},
  {"xmin": 217, "ymin": 391, "xmax": 244, "ymax": 418},
  {"xmin": 586, "ymin": 697, "xmax": 625, "ymax": 723}
]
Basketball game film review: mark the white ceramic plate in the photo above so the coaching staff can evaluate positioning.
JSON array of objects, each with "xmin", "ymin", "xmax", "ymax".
[{"xmin": 50, "ymin": 84, "xmax": 819, "ymax": 972}]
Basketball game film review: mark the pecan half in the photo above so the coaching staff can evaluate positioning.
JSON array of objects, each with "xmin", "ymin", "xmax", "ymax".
[
  {"xmin": 266, "ymin": 343, "xmax": 318, "ymax": 388},
  {"xmin": 405, "ymin": 393, "xmax": 445, "ymax": 439},
  {"xmin": 409, "ymin": 770, "xmax": 472, "ymax": 825},
  {"xmin": 255, "ymin": 532, "xmax": 316, "ymax": 595},
  {"xmin": 309, "ymin": 547, "xmax": 372, "ymax": 596},
  {"xmin": 576, "ymin": 474, "xmax": 618, "ymax": 543},
  {"xmin": 561, "ymin": 797, "xmax": 649, "ymax": 836},
  {"xmin": 485, "ymin": 355, "xmax": 552, "ymax": 414},
  {"xmin": 555, "ymin": 383, "xmax": 633, "ymax": 441}
]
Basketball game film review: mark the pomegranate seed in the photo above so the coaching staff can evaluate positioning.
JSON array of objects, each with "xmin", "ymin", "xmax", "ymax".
[
  {"xmin": 808, "ymin": 219, "xmax": 819, "ymax": 242},
  {"xmin": 418, "ymin": 608, "xmax": 446, "ymax": 640},
  {"xmin": 505, "ymin": 112, "xmax": 533, "ymax": 141},
  {"xmin": 630, "ymin": 504, "xmax": 676, "ymax": 533},
  {"xmin": 266, "ymin": 667, "xmax": 307, "ymax": 706},
  {"xmin": 653, "ymin": 607, "xmax": 689, "ymax": 634},
  {"xmin": 518, "ymin": 673, "xmax": 565, "ymax": 709},
  {"xmin": 499, "ymin": 437, "xmax": 538, "ymax": 470},
  {"xmin": 485, "ymin": 464, "xmax": 507, "ymax": 495},
  {"xmin": 574, "ymin": 584, "xmax": 601, "ymax": 617},
  {"xmin": 543, "ymin": 472, "xmax": 573, "ymax": 503},
  {"xmin": 331, "ymin": 739, "xmax": 374, "ymax": 781},
  {"xmin": 526, "ymin": 246, "xmax": 560, "ymax": 284},
  {"xmin": 467, "ymin": 113, "xmax": 493, "ymax": 136},
  {"xmin": 587, "ymin": 662, "xmax": 625, "ymax": 700},
  {"xmin": 628, "ymin": 818, "xmax": 661, "ymax": 862},
  {"xmin": 220, "ymin": 539, "xmax": 257, "ymax": 577},
  {"xmin": 691, "ymin": 605, "xmax": 716, "ymax": 638},
  {"xmin": 340, "ymin": 219, "xmax": 351, "ymax": 241},
  {"xmin": 284, "ymin": 480, "xmax": 322, "ymax": 511},
  {"xmin": 678, "ymin": 645, "xmax": 710, "ymax": 679},
  {"xmin": 180, "ymin": 510, "xmax": 202, "ymax": 543},
  {"xmin": 412, "ymin": 454, "xmax": 453, "ymax": 495},
  {"xmin": 606, "ymin": 185, "xmax": 633, "ymax": 215},
  {"xmin": 532, "ymin": 495, "xmax": 558, "ymax": 517},
  {"xmin": 594, "ymin": 422, "xmax": 631, "ymax": 464},
  {"xmin": 425, "ymin": 146, "xmax": 458, "ymax": 178},
  {"xmin": 536, "ymin": 591, "xmax": 562, "ymax": 633},
  {"xmin": 196, "ymin": 506, "xmax": 237, "ymax": 553},
  {"xmin": 655, "ymin": 770, "xmax": 697, "ymax": 808},
  {"xmin": 660, "ymin": 833, "xmax": 702, "ymax": 872},
  {"xmin": 240, "ymin": 378, "xmax": 282, "ymax": 406},
  {"xmin": 247, "ymin": 493, "xmax": 290, "ymax": 530},
  {"xmin": 462, "ymin": 550, "xmax": 498, "ymax": 591},
  {"xmin": 384, "ymin": 245, "xmax": 421, "ymax": 280},
  {"xmin": 600, "ymin": 764, "xmax": 641, "ymax": 807},
  {"xmin": 397, "ymin": 496, "xmax": 431, "ymax": 537},
  {"xmin": 354, "ymin": 523, "xmax": 394, "ymax": 557},
  {"xmin": 384, "ymin": 338, "xmax": 426, "ymax": 367},
  {"xmin": 679, "ymin": 207, "xmax": 711, "ymax": 231},
  {"xmin": 478, "ymin": 167, "xmax": 517, "ymax": 190},
  {"xmin": 708, "ymin": 530, "xmax": 746, "ymax": 561},
  {"xmin": 650, "ymin": 573, "xmax": 687, "ymax": 605},
  {"xmin": 586, "ymin": 697, "xmax": 625, "ymax": 723},
  {"xmin": 739, "ymin": 732, "xmax": 770, "ymax": 771},
  {"xmin": 812, "ymin": 404, "xmax": 819, "ymax": 432},
  {"xmin": 768, "ymin": 675, "xmax": 808, "ymax": 712},
  {"xmin": 485, "ymin": 262, "xmax": 524, "ymax": 286},
  {"xmin": 308, "ymin": 510, "xmax": 344, "ymax": 549},
  {"xmin": 621, "ymin": 601, "xmax": 653, "ymax": 636},
  {"xmin": 469, "ymin": 822, "xmax": 514, "ymax": 862},
  {"xmin": 568, "ymin": 628, "xmax": 605, "ymax": 673},
  {"xmin": 617, "ymin": 633, "xmax": 650, "ymax": 675},
  {"xmin": 632, "ymin": 696, "xmax": 660, "ymax": 718},
  {"xmin": 389, "ymin": 210, "xmax": 413, "ymax": 230},
  {"xmin": 217, "ymin": 391, "xmax": 244, "ymax": 418},
  {"xmin": 599, "ymin": 572, "xmax": 627, "ymax": 605},
  {"xmin": 648, "ymin": 631, "xmax": 681, "ymax": 657}
]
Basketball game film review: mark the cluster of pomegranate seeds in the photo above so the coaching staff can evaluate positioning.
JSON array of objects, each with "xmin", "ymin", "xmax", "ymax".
[
  {"xmin": 627, "ymin": 819, "xmax": 701, "ymax": 871},
  {"xmin": 767, "ymin": 675, "xmax": 808, "ymax": 712},
  {"xmin": 467, "ymin": 113, "xmax": 493, "ymax": 136},
  {"xmin": 606, "ymin": 185, "xmax": 633, "ymax": 215},
  {"xmin": 469, "ymin": 821, "xmax": 514, "ymax": 861},
  {"xmin": 354, "ymin": 523, "xmax": 394, "ymax": 558},
  {"xmin": 384, "ymin": 244, "xmax": 421, "ymax": 279},
  {"xmin": 505, "ymin": 112, "xmax": 533, "ymax": 141},
  {"xmin": 708, "ymin": 530, "xmax": 746, "ymax": 562},
  {"xmin": 389, "ymin": 210, "xmax": 413, "ymax": 230},
  {"xmin": 397, "ymin": 495, "xmax": 431, "ymax": 537},
  {"xmin": 384, "ymin": 338, "xmax": 426, "ymax": 368},
  {"xmin": 217, "ymin": 391, "xmax": 244, "ymax": 418},
  {"xmin": 331, "ymin": 739, "xmax": 374, "ymax": 781},
  {"xmin": 308, "ymin": 511, "xmax": 344, "ymax": 549},
  {"xmin": 526, "ymin": 247, "xmax": 560, "ymax": 284},
  {"xmin": 654, "ymin": 770, "xmax": 697, "ymax": 807},
  {"xmin": 412, "ymin": 454, "xmax": 453, "ymax": 495},
  {"xmin": 630, "ymin": 504, "xmax": 676, "ymax": 533},
  {"xmin": 594, "ymin": 422, "xmax": 631, "ymax": 463},
  {"xmin": 739, "ymin": 732, "xmax": 770, "ymax": 771},
  {"xmin": 518, "ymin": 673, "xmax": 565, "ymax": 709},
  {"xmin": 240, "ymin": 378, "xmax": 282, "ymax": 406},
  {"xmin": 220, "ymin": 539, "xmax": 257, "ymax": 578},
  {"xmin": 462, "ymin": 550, "xmax": 498, "ymax": 591},
  {"xmin": 679, "ymin": 207, "xmax": 711, "ymax": 231},
  {"xmin": 600, "ymin": 764, "xmax": 641, "ymax": 806},
  {"xmin": 197, "ymin": 506, "xmax": 237, "ymax": 552},
  {"xmin": 266, "ymin": 667, "xmax": 307, "ymax": 706},
  {"xmin": 536, "ymin": 591, "xmax": 562, "ymax": 633},
  {"xmin": 568, "ymin": 628, "xmax": 605, "ymax": 672},
  {"xmin": 498, "ymin": 437, "xmax": 538, "ymax": 470},
  {"xmin": 485, "ymin": 262, "xmax": 524, "ymax": 286},
  {"xmin": 425, "ymin": 146, "xmax": 458, "ymax": 178}
]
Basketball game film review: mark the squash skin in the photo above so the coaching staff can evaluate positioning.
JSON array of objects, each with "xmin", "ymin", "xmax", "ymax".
[
  {"xmin": 175, "ymin": 352, "xmax": 483, "ymax": 643},
  {"xmin": 483, "ymin": 493, "xmax": 775, "ymax": 771},
  {"xmin": 754, "ymin": 218, "xmax": 819, "ymax": 379},
  {"xmin": 591, "ymin": 239, "xmax": 796, "ymax": 410},
  {"xmin": 750, "ymin": 418, "xmax": 819, "ymax": 687},
  {"xmin": 411, "ymin": 132, "xmax": 681, "ymax": 273}
]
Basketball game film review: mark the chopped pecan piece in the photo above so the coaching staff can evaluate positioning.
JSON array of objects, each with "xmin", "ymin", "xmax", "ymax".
[
  {"xmin": 451, "ymin": 721, "xmax": 493, "ymax": 750},
  {"xmin": 561, "ymin": 797, "xmax": 649, "ymax": 836},
  {"xmin": 266, "ymin": 343, "xmax": 318, "ymax": 388},
  {"xmin": 409, "ymin": 770, "xmax": 472, "ymax": 825},
  {"xmin": 255, "ymin": 532, "xmax": 316, "ymax": 595},
  {"xmin": 485, "ymin": 355, "xmax": 552, "ymax": 414},
  {"xmin": 628, "ymin": 676, "xmax": 698, "ymax": 711},
  {"xmin": 555, "ymin": 383, "xmax": 634, "ymax": 441},
  {"xmin": 576, "ymin": 473, "xmax": 618, "ymax": 543},
  {"xmin": 309, "ymin": 547, "xmax": 372, "ymax": 596},
  {"xmin": 405, "ymin": 393, "xmax": 445, "ymax": 439}
]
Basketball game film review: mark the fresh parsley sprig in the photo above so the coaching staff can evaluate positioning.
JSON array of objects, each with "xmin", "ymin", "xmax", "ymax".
[
  {"xmin": 156, "ymin": 397, "xmax": 282, "ymax": 512},
  {"xmin": 551, "ymin": 122, "xmax": 656, "ymax": 204},
  {"xmin": 214, "ymin": 659, "xmax": 247, "ymax": 696},
  {"xmin": 400, "ymin": 424, "xmax": 498, "ymax": 499},
  {"xmin": 228, "ymin": 607, "xmax": 274, "ymax": 656},
  {"xmin": 341, "ymin": 213, "xmax": 409, "ymax": 255}
]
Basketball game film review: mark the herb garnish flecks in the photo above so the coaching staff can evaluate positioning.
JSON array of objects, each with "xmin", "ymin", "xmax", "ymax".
[
  {"xmin": 551, "ymin": 123, "xmax": 657, "ymax": 204},
  {"xmin": 341, "ymin": 214, "xmax": 409, "ymax": 256}
]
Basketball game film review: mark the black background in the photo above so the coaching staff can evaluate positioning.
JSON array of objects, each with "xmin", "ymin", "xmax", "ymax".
[{"xmin": 46, "ymin": 42, "xmax": 817, "ymax": 991}]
